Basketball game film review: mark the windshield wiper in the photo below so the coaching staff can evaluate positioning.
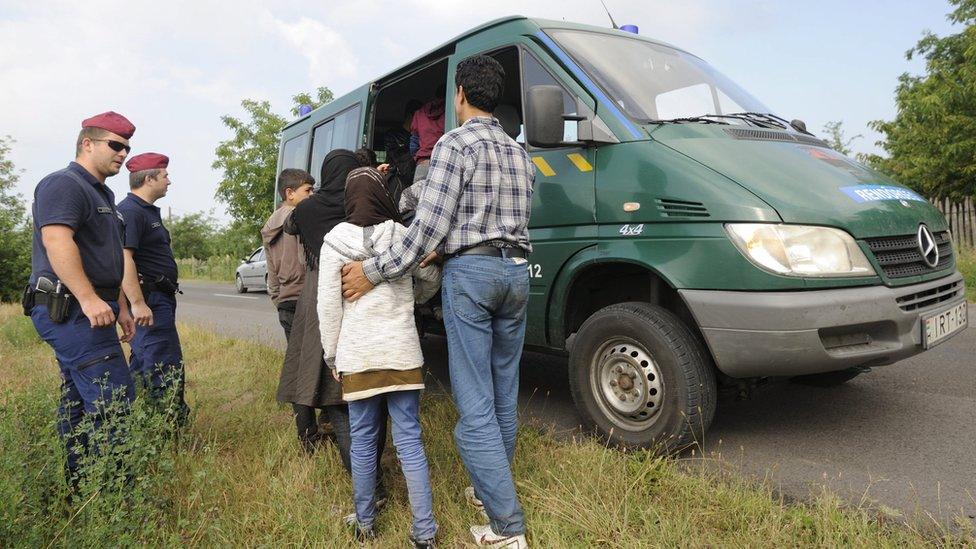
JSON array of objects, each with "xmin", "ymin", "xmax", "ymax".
[
  {"xmin": 651, "ymin": 116, "xmax": 731, "ymax": 125},
  {"xmin": 719, "ymin": 112, "xmax": 792, "ymax": 130}
]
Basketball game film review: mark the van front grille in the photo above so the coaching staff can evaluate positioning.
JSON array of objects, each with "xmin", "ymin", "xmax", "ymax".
[
  {"xmin": 895, "ymin": 280, "xmax": 964, "ymax": 312},
  {"xmin": 656, "ymin": 198, "xmax": 709, "ymax": 218},
  {"xmin": 864, "ymin": 231, "xmax": 954, "ymax": 279}
]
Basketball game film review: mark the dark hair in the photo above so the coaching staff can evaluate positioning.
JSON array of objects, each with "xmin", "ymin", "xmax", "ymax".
[
  {"xmin": 435, "ymin": 83, "xmax": 446, "ymax": 100},
  {"xmin": 354, "ymin": 148, "xmax": 378, "ymax": 168},
  {"xmin": 455, "ymin": 55, "xmax": 505, "ymax": 113},
  {"xmin": 404, "ymin": 99, "xmax": 423, "ymax": 119},
  {"xmin": 130, "ymin": 168, "xmax": 162, "ymax": 189},
  {"xmin": 277, "ymin": 168, "xmax": 314, "ymax": 199},
  {"xmin": 75, "ymin": 127, "xmax": 108, "ymax": 156}
]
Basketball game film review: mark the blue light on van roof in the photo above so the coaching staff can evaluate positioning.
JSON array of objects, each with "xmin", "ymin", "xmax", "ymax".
[
  {"xmin": 299, "ymin": 104, "xmax": 313, "ymax": 116},
  {"xmin": 620, "ymin": 24, "xmax": 638, "ymax": 34}
]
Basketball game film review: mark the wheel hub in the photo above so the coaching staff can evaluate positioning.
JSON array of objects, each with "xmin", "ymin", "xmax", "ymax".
[{"xmin": 592, "ymin": 338, "xmax": 664, "ymax": 430}]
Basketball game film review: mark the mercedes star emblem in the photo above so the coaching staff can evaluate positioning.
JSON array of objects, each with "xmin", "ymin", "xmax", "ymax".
[{"xmin": 916, "ymin": 224, "xmax": 939, "ymax": 268}]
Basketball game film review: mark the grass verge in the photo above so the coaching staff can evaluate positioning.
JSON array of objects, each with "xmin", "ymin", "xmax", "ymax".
[
  {"xmin": 0, "ymin": 304, "xmax": 971, "ymax": 546},
  {"xmin": 176, "ymin": 256, "xmax": 238, "ymax": 283},
  {"xmin": 957, "ymin": 246, "xmax": 976, "ymax": 302}
]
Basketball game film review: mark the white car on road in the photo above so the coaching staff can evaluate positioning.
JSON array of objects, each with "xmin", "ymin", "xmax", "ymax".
[{"xmin": 235, "ymin": 246, "xmax": 268, "ymax": 293}]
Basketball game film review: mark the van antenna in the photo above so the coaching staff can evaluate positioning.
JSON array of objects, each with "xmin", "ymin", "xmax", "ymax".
[{"xmin": 599, "ymin": 0, "xmax": 619, "ymax": 29}]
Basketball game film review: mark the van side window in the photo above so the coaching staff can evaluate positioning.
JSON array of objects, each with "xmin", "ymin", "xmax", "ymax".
[
  {"xmin": 333, "ymin": 105, "xmax": 362, "ymax": 151},
  {"xmin": 280, "ymin": 134, "xmax": 308, "ymax": 171},
  {"xmin": 310, "ymin": 104, "xmax": 362, "ymax": 186},
  {"xmin": 521, "ymin": 51, "xmax": 578, "ymax": 143},
  {"xmin": 310, "ymin": 120, "xmax": 335, "ymax": 184}
]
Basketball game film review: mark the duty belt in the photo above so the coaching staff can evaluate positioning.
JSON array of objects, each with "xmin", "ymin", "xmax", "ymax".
[
  {"xmin": 140, "ymin": 277, "xmax": 180, "ymax": 295},
  {"xmin": 26, "ymin": 287, "xmax": 118, "ymax": 307}
]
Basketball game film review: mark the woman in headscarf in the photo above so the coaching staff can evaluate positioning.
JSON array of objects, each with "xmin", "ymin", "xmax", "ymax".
[
  {"xmin": 277, "ymin": 150, "xmax": 385, "ymax": 470},
  {"xmin": 317, "ymin": 166, "xmax": 440, "ymax": 544}
]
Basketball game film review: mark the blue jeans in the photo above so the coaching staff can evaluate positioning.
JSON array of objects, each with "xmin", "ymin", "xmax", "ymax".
[
  {"xmin": 130, "ymin": 291, "xmax": 189, "ymax": 422},
  {"xmin": 441, "ymin": 255, "xmax": 529, "ymax": 536},
  {"xmin": 348, "ymin": 390, "xmax": 436, "ymax": 540},
  {"xmin": 31, "ymin": 300, "xmax": 135, "ymax": 477}
]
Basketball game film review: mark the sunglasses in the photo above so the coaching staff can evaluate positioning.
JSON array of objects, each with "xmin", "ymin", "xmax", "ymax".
[{"xmin": 90, "ymin": 138, "xmax": 131, "ymax": 154}]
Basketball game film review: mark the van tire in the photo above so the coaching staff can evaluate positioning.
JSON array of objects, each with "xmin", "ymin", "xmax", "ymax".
[
  {"xmin": 791, "ymin": 367, "xmax": 863, "ymax": 387},
  {"xmin": 568, "ymin": 302, "xmax": 716, "ymax": 453}
]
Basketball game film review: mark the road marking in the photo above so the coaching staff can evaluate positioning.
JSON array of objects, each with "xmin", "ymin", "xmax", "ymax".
[{"xmin": 213, "ymin": 293, "xmax": 259, "ymax": 300}]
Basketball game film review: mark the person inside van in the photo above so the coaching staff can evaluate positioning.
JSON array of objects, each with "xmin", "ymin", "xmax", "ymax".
[
  {"xmin": 319, "ymin": 166, "xmax": 441, "ymax": 547},
  {"xmin": 277, "ymin": 151, "xmax": 387, "ymax": 505},
  {"xmin": 410, "ymin": 83, "xmax": 446, "ymax": 183},
  {"xmin": 384, "ymin": 100, "xmax": 423, "ymax": 206}
]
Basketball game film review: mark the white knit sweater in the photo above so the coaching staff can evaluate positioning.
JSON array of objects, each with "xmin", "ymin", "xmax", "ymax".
[{"xmin": 317, "ymin": 220, "xmax": 440, "ymax": 377}]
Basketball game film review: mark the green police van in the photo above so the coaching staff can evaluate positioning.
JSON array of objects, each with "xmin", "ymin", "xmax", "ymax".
[{"xmin": 276, "ymin": 16, "xmax": 968, "ymax": 451}]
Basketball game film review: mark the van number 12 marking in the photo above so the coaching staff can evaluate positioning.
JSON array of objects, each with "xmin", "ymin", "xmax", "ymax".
[{"xmin": 527, "ymin": 264, "xmax": 543, "ymax": 278}]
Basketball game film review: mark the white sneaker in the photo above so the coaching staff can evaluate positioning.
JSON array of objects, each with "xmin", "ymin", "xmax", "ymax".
[{"xmin": 469, "ymin": 524, "xmax": 528, "ymax": 548}]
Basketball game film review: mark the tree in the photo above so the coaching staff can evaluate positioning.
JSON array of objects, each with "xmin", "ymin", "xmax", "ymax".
[
  {"xmin": 167, "ymin": 212, "xmax": 217, "ymax": 259},
  {"xmin": 211, "ymin": 220, "xmax": 261, "ymax": 259},
  {"xmin": 0, "ymin": 136, "xmax": 32, "ymax": 302},
  {"xmin": 821, "ymin": 120, "xmax": 862, "ymax": 156},
  {"xmin": 212, "ymin": 87, "xmax": 334, "ymax": 237},
  {"xmin": 865, "ymin": 0, "xmax": 976, "ymax": 199}
]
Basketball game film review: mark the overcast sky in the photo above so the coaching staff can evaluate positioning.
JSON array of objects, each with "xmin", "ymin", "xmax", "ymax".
[{"xmin": 0, "ymin": 0, "xmax": 958, "ymax": 222}]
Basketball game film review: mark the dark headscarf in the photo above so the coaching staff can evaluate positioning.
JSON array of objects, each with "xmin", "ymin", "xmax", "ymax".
[
  {"xmin": 344, "ymin": 167, "xmax": 403, "ymax": 227},
  {"xmin": 290, "ymin": 149, "xmax": 362, "ymax": 269}
]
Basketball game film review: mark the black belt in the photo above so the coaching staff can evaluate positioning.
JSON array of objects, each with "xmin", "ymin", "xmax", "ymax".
[
  {"xmin": 141, "ymin": 279, "xmax": 180, "ymax": 295},
  {"xmin": 453, "ymin": 245, "xmax": 527, "ymax": 259},
  {"xmin": 29, "ymin": 287, "xmax": 119, "ymax": 307}
]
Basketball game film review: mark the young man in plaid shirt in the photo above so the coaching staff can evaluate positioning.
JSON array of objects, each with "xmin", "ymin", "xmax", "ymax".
[{"xmin": 341, "ymin": 54, "xmax": 534, "ymax": 547}]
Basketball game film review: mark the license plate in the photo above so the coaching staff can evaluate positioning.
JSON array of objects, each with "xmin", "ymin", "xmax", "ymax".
[{"xmin": 922, "ymin": 302, "xmax": 968, "ymax": 349}]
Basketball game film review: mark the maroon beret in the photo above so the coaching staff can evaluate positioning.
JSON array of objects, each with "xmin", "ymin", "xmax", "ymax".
[
  {"xmin": 81, "ymin": 111, "xmax": 135, "ymax": 139},
  {"xmin": 126, "ymin": 152, "xmax": 169, "ymax": 172}
]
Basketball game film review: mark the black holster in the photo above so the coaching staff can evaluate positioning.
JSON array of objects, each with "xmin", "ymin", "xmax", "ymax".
[{"xmin": 22, "ymin": 287, "xmax": 74, "ymax": 323}]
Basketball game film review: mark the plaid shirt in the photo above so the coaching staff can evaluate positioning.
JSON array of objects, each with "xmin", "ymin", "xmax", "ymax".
[{"xmin": 363, "ymin": 116, "xmax": 535, "ymax": 284}]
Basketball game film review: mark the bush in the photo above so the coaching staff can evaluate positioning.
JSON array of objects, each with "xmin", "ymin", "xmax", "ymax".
[
  {"xmin": 0, "ymin": 378, "xmax": 184, "ymax": 546},
  {"xmin": 0, "ymin": 136, "xmax": 31, "ymax": 303}
]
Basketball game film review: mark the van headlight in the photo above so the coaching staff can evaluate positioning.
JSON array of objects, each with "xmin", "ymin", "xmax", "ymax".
[{"xmin": 725, "ymin": 224, "xmax": 875, "ymax": 277}]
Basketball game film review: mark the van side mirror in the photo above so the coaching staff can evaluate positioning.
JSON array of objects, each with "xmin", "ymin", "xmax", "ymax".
[
  {"xmin": 526, "ymin": 85, "xmax": 620, "ymax": 148},
  {"xmin": 525, "ymin": 85, "xmax": 567, "ymax": 148}
]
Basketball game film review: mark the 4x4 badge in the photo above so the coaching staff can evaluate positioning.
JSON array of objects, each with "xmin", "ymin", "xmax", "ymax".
[
  {"xmin": 619, "ymin": 224, "xmax": 645, "ymax": 237},
  {"xmin": 917, "ymin": 224, "xmax": 939, "ymax": 268}
]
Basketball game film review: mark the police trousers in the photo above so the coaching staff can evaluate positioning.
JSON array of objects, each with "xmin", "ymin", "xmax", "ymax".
[
  {"xmin": 30, "ymin": 300, "xmax": 135, "ymax": 477},
  {"xmin": 130, "ymin": 291, "xmax": 189, "ymax": 422}
]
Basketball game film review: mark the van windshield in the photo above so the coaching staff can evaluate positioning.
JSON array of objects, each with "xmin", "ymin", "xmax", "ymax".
[{"xmin": 548, "ymin": 29, "xmax": 773, "ymax": 124}]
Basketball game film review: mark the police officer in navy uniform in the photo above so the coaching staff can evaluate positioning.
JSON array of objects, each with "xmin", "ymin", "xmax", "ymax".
[
  {"xmin": 117, "ymin": 152, "xmax": 190, "ymax": 424},
  {"xmin": 26, "ymin": 111, "xmax": 138, "ymax": 488}
]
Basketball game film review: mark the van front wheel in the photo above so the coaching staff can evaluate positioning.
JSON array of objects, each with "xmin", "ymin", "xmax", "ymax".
[{"xmin": 568, "ymin": 302, "xmax": 716, "ymax": 453}]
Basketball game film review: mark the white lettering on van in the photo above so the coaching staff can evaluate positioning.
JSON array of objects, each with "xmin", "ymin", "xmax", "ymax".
[
  {"xmin": 619, "ymin": 224, "xmax": 645, "ymax": 237},
  {"xmin": 527, "ymin": 263, "xmax": 543, "ymax": 278}
]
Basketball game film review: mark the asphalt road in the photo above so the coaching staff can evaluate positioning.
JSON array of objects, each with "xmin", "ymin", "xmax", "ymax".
[{"xmin": 177, "ymin": 280, "xmax": 976, "ymax": 525}]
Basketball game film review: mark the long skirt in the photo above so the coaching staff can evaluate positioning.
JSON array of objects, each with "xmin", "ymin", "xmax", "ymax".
[{"xmin": 276, "ymin": 267, "xmax": 342, "ymax": 408}]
